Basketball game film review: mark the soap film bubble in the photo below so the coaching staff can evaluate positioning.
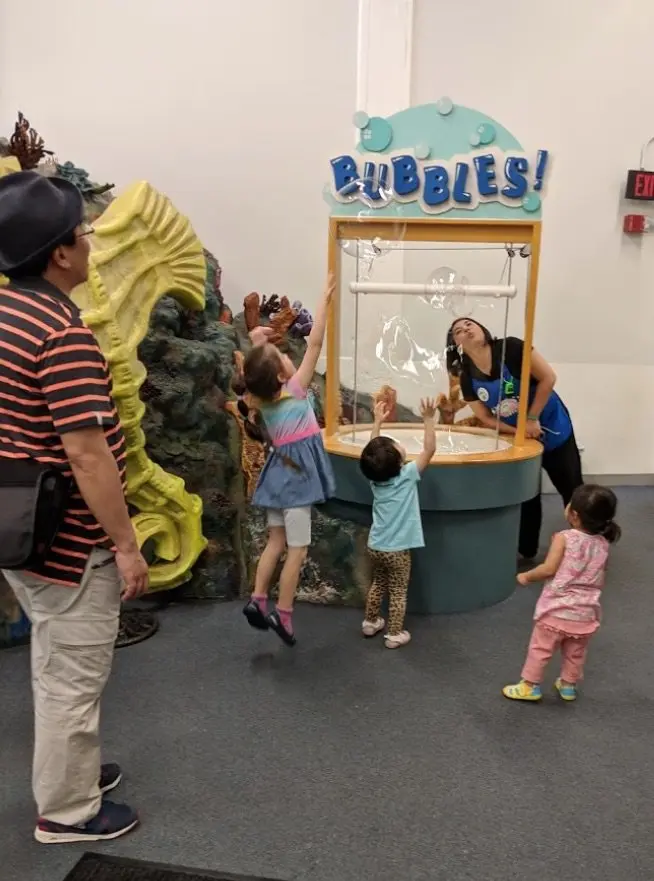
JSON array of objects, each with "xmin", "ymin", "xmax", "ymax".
[
  {"xmin": 375, "ymin": 314, "xmax": 446, "ymax": 386},
  {"xmin": 336, "ymin": 178, "xmax": 407, "ymax": 279},
  {"xmin": 423, "ymin": 266, "xmax": 476, "ymax": 317}
]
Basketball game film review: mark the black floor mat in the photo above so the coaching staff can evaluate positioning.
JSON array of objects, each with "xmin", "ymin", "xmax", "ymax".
[{"xmin": 64, "ymin": 853, "xmax": 285, "ymax": 881}]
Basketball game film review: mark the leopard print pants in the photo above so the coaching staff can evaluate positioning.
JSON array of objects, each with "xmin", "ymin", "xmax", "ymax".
[{"xmin": 365, "ymin": 549, "xmax": 411, "ymax": 635}]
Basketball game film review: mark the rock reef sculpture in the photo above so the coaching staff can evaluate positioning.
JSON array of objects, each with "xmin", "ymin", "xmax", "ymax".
[{"xmin": 1, "ymin": 113, "xmax": 444, "ymax": 647}]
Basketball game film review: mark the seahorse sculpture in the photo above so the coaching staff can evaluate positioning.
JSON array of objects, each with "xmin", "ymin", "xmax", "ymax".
[
  {"xmin": 71, "ymin": 181, "xmax": 209, "ymax": 590},
  {"xmin": 0, "ymin": 156, "xmax": 21, "ymax": 180}
]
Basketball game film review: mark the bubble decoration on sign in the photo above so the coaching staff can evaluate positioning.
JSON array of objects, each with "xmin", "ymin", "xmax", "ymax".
[
  {"xmin": 359, "ymin": 116, "xmax": 393, "ymax": 152},
  {"xmin": 423, "ymin": 266, "xmax": 475, "ymax": 318},
  {"xmin": 352, "ymin": 110, "xmax": 370, "ymax": 130},
  {"xmin": 522, "ymin": 192, "xmax": 541, "ymax": 213},
  {"xmin": 436, "ymin": 96, "xmax": 454, "ymax": 116},
  {"xmin": 415, "ymin": 143, "xmax": 431, "ymax": 160},
  {"xmin": 469, "ymin": 132, "xmax": 481, "ymax": 148},
  {"xmin": 477, "ymin": 123, "xmax": 496, "ymax": 145},
  {"xmin": 336, "ymin": 178, "xmax": 407, "ymax": 279}
]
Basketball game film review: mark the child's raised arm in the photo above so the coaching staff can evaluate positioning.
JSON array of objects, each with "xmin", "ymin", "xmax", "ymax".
[
  {"xmin": 517, "ymin": 533, "xmax": 566, "ymax": 585},
  {"xmin": 415, "ymin": 398, "xmax": 437, "ymax": 473},
  {"xmin": 294, "ymin": 274, "xmax": 335, "ymax": 391},
  {"xmin": 370, "ymin": 400, "xmax": 390, "ymax": 439}
]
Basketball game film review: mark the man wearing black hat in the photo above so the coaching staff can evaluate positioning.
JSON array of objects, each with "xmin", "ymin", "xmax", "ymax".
[{"xmin": 0, "ymin": 171, "xmax": 149, "ymax": 844}]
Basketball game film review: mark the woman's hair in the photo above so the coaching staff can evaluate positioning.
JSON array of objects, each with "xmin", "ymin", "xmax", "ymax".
[
  {"xmin": 445, "ymin": 318, "xmax": 494, "ymax": 376},
  {"xmin": 359, "ymin": 436, "xmax": 403, "ymax": 483},
  {"xmin": 569, "ymin": 484, "xmax": 621, "ymax": 543},
  {"xmin": 243, "ymin": 344, "xmax": 283, "ymax": 402}
]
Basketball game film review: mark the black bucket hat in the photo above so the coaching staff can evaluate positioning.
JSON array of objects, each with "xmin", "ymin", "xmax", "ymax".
[{"xmin": 0, "ymin": 170, "xmax": 84, "ymax": 274}]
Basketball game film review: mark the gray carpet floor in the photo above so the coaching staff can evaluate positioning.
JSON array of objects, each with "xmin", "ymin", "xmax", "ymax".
[{"xmin": 1, "ymin": 488, "xmax": 654, "ymax": 881}]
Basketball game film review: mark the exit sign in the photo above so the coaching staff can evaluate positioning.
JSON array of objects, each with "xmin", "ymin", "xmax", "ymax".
[{"xmin": 625, "ymin": 169, "xmax": 654, "ymax": 200}]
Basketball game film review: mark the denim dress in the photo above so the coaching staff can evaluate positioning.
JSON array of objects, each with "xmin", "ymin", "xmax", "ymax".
[{"xmin": 251, "ymin": 376, "xmax": 335, "ymax": 510}]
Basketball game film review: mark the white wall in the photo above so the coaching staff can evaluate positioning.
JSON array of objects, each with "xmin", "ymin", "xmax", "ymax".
[
  {"xmin": 0, "ymin": 0, "xmax": 357, "ymax": 309},
  {"xmin": 411, "ymin": 0, "xmax": 654, "ymax": 477},
  {"xmin": 1, "ymin": 0, "xmax": 652, "ymax": 476}
]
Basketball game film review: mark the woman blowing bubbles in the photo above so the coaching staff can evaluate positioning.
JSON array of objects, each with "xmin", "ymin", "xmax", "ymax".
[{"xmin": 446, "ymin": 318, "xmax": 583, "ymax": 562}]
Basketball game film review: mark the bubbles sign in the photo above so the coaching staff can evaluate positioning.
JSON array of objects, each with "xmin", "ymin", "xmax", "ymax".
[
  {"xmin": 324, "ymin": 101, "xmax": 551, "ymax": 221},
  {"xmin": 331, "ymin": 150, "xmax": 548, "ymax": 217}
]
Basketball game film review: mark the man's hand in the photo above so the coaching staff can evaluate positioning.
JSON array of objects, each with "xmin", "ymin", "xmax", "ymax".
[
  {"xmin": 115, "ymin": 546, "xmax": 150, "ymax": 601},
  {"xmin": 420, "ymin": 397, "xmax": 437, "ymax": 421},
  {"xmin": 373, "ymin": 400, "xmax": 390, "ymax": 425}
]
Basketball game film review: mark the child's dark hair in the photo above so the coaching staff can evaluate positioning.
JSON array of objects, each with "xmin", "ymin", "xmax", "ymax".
[
  {"xmin": 230, "ymin": 370, "xmax": 301, "ymax": 473},
  {"xmin": 360, "ymin": 436, "xmax": 403, "ymax": 483},
  {"xmin": 445, "ymin": 318, "xmax": 494, "ymax": 376},
  {"xmin": 243, "ymin": 344, "xmax": 283, "ymax": 402},
  {"xmin": 231, "ymin": 373, "xmax": 272, "ymax": 449},
  {"xmin": 569, "ymin": 484, "xmax": 621, "ymax": 543}
]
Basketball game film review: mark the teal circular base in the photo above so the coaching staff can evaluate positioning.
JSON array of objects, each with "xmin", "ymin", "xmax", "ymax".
[{"xmin": 325, "ymin": 452, "xmax": 542, "ymax": 615}]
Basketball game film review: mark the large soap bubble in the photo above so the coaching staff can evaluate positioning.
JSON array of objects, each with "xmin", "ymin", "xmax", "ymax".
[
  {"xmin": 375, "ymin": 314, "xmax": 445, "ymax": 385},
  {"xmin": 337, "ymin": 178, "xmax": 407, "ymax": 279},
  {"xmin": 424, "ymin": 266, "xmax": 474, "ymax": 317}
]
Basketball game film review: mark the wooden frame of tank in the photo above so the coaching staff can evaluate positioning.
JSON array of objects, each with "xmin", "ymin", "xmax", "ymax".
[{"xmin": 323, "ymin": 215, "xmax": 543, "ymax": 464}]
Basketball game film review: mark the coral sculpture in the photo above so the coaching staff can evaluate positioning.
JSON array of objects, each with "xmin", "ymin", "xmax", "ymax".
[
  {"xmin": 436, "ymin": 373, "xmax": 481, "ymax": 427},
  {"xmin": 8, "ymin": 112, "xmax": 53, "ymax": 170},
  {"xmin": 290, "ymin": 301, "xmax": 313, "ymax": 337},
  {"xmin": 373, "ymin": 385, "xmax": 398, "ymax": 422}
]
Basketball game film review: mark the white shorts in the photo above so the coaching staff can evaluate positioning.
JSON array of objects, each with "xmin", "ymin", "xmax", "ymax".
[{"xmin": 266, "ymin": 506, "xmax": 312, "ymax": 547}]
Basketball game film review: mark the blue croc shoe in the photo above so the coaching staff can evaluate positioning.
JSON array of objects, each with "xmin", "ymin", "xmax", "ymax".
[{"xmin": 555, "ymin": 678, "xmax": 577, "ymax": 701}]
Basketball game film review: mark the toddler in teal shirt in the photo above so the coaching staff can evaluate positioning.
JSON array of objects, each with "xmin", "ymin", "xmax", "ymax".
[{"xmin": 359, "ymin": 398, "xmax": 436, "ymax": 648}]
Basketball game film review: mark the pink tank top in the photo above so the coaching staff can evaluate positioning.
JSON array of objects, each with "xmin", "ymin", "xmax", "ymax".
[{"xmin": 534, "ymin": 529, "xmax": 609, "ymax": 629}]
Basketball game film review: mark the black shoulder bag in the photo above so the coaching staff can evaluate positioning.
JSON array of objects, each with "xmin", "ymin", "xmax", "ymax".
[{"xmin": 0, "ymin": 458, "xmax": 71, "ymax": 570}]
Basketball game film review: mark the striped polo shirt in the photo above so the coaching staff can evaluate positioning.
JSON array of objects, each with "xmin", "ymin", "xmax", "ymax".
[{"xmin": 0, "ymin": 277, "xmax": 127, "ymax": 586}]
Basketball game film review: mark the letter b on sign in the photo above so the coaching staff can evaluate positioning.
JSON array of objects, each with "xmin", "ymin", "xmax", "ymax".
[
  {"xmin": 331, "ymin": 155, "xmax": 359, "ymax": 196},
  {"xmin": 392, "ymin": 155, "xmax": 419, "ymax": 197},
  {"xmin": 423, "ymin": 166, "xmax": 450, "ymax": 206}
]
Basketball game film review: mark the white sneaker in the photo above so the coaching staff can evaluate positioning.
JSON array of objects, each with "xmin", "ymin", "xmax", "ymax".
[
  {"xmin": 384, "ymin": 630, "xmax": 411, "ymax": 649},
  {"xmin": 361, "ymin": 617, "xmax": 385, "ymax": 637}
]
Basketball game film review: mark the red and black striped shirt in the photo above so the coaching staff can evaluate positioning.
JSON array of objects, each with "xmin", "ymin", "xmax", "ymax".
[{"xmin": 0, "ymin": 278, "xmax": 127, "ymax": 586}]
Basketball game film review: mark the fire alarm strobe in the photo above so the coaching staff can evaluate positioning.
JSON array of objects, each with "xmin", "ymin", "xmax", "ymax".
[
  {"xmin": 623, "ymin": 214, "xmax": 650, "ymax": 234},
  {"xmin": 625, "ymin": 137, "xmax": 654, "ymax": 201}
]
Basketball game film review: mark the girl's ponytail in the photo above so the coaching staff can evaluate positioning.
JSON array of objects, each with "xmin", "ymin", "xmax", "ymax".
[
  {"xmin": 601, "ymin": 519, "xmax": 621, "ymax": 544},
  {"xmin": 231, "ymin": 373, "xmax": 275, "ymax": 454}
]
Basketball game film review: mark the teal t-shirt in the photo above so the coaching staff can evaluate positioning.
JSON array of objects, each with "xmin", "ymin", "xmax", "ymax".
[{"xmin": 368, "ymin": 460, "xmax": 424, "ymax": 552}]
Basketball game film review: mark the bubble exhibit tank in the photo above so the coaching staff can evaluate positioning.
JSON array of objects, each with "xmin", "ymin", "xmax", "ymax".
[{"xmin": 321, "ymin": 102, "xmax": 547, "ymax": 613}]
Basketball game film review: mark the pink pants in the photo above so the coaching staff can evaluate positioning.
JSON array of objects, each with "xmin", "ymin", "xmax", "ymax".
[{"xmin": 522, "ymin": 623, "xmax": 591, "ymax": 684}]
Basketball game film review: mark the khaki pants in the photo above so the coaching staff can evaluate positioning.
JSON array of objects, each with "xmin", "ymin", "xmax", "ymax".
[{"xmin": 3, "ymin": 548, "xmax": 121, "ymax": 826}]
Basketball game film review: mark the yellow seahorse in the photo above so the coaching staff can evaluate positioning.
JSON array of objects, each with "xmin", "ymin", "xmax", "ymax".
[{"xmin": 71, "ymin": 181, "xmax": 209, "ymax": 590}]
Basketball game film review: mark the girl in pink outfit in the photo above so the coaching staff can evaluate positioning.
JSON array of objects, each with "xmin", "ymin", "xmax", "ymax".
[{"xmin": 503, "ymin": 484, "xmax": 621, "ymax": 703}]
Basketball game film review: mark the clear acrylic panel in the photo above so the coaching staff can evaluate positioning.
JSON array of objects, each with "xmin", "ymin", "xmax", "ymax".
[{"xmin": 337, "ymin": 237, "xmax": 531, "ymax": 455}]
